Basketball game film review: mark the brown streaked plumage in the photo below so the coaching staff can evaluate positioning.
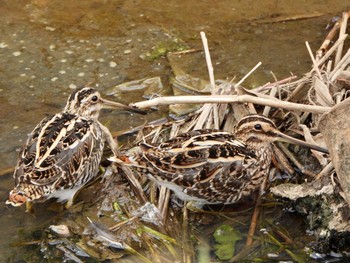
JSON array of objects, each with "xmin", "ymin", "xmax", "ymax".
[
  {"xmin": 130, "ymin": 115, "xmax": 328, "ymax": 205},
  {"xmin": 6, "ymin": 86, "xmax": 145, "ymax": 208}
]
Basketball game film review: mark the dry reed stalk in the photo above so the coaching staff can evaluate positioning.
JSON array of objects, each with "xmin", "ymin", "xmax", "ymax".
[
  {"xmin": 335, "ymin": 11, "xmax": 349, "ymax": 66},
  {"xmin": 306, "ymin": 41, "xmax": 323, "ymax": 80},
  {"xmin": 316, "ymin": 34, "xmax": 348, "ymax": 67},
  {"xmin": 234, "ymin": 62, "xmax": 262, "ymax": 89},
  {"xmin": 262, "ymin": 72, "xmax": 278, "ymax": 116},
  {"xmin": 200, "ymin": 32, "xmax": 216, "ymax": 93},
  {"xmin": 245, "ymin": 195, "xmax": 262, "ymax": 247},
  {"xmin": 316, "ymin": 15, "xmax": 342, "ymax": 59},
  {"xmin": 315, "ymin": 162, "xmax": 334, "ymax": 180},
  {"xmin": 330, "ymin": 48, "xmax": 350, "ymax": 81},
  {"xmin": 132, "ymin": 94, "xmax": 331, "ymax": 113},
  {"xmin": 253, "ymin": 76, "xmax": 297, "ymax": 93},
  {"xmin": 120, "ymin": 165, "xmax": 148, "ymax": 204}
]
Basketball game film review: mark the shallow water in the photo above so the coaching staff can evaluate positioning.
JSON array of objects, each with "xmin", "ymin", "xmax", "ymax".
[{"xmin": 0, "ymin": 0, "xmax": 348, "ymax": 261}]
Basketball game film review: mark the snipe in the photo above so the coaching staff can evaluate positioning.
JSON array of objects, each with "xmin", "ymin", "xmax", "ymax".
[
  {"xmin": 130, "ymin": 115, "xmax": 328, "ymax": 205},
  {"xmin": 6, "ymin": 86, "xmax": 145, "ymax": 209}
]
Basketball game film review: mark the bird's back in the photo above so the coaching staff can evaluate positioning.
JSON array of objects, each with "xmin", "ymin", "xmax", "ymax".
[
  {"xmin": 9, "ymin": 112, "xmax": 104, "ymax": 204},
  {"xmin": 138, "ymin": 129, "xmax": 267, "ymax": 204}
]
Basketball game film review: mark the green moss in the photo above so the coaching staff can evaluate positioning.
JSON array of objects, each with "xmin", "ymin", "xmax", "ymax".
[
  {"xmin": 141, "ymin": 39, "xmax": 188, "ymax": 61},
  {"xmin": 213, "ymin": 224, "xmax": 242, "ymax": 260}
]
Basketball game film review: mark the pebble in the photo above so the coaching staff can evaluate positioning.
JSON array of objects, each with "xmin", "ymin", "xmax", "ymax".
[
  {"xmin": 45, "ymin": 26, "xmax": 56, "ymax": 31},
  {"xmin": 69, "ymin": 84, "xmax": 77, "ymax": 89},
  {"xmin": 109, "ymin": 61, "xmax": 117, "ymax": 68},
  {"xmin": 49, "ymin": 225, "xmax": 70, "ymax": 237},
  {"xmin": 0, "ymin": 42, "xmax": 8, "ymax": 48}
]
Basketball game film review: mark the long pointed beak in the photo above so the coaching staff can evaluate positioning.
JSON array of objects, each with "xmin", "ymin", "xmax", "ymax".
[
  {"xmin": 275, "ymin": 131, "xmax": 329, "ymax": 154},
  {"xmin": 100, "ymin": 98, "xmax": 147, "ymax": 115}
]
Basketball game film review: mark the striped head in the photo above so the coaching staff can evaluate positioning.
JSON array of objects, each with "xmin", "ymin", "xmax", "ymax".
[
  {"xmin": 64, "ymin": 87, "xmax": 104, "ymax": 119},
  {"xmin": 235, "ymin": 115, "xmax": 329, "ymax": 153},
  {"xmin": 235, "ymin": 115, "xmax": 278, "ymax": 146},
  {"xmin": 64, "ymin": 87, "xmax": 146, "ymax": 119}
]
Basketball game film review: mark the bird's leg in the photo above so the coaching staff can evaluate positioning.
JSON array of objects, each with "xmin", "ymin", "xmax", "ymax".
[
  {"xmin": 99, "ymin": 122, "xmax": 121, "ymax": 157},
  {"xmin": 25, "ymin": 201, "xmax": 34, "ymax": 213},
  {"xmin": 65, "ymin": 198, "xmax": 74, "ymax": 209}
]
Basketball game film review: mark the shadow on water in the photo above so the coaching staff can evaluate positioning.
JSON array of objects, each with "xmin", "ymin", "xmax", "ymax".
[{"xmin": 0, "ymin": 0, "xmax": 349, "ymax": 261}]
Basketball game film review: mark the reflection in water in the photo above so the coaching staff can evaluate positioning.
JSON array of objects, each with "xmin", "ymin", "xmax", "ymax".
[{"xmin": 0, "ymin": 0, "xmax": 348, "ymax": 261}]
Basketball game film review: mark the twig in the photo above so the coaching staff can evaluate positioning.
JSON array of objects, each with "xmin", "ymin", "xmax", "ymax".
[
  {"xmin": 315, "ymin": 162, "xmax": 334, "ymax": 180},
  {"xmin": 245, "ymin": 194, "xmax": 262, "ymax": 246},
  {"xmin": 132, "ymin": 95, "xmax": 331, "ymax": 113},
  {"xmin": 234, "ymin": 62, "xmax": 262, "ymax": 88},
  {"xmin": 316, "ymin": 16, "xmax": 342, "ymax": 59},
  {"xmin": 253, "ymin": 76, "xmax": 297, "ymax": 93},
  {"xmin": 120, "ymin": 165, "xmax": 148, "ymax": 204},
  {"xmin": 329, "ymin": 48, "xmax": 350, "ymax": 81},
  {"xmin": 200, "ymin": 32, "xmax": 215, "ymax": 93},
  {"xmin": 182, "ymin": 205, "xmax": 192, "ymax": 263},
  {"xmin": 200, "ymin": 31, "xmax": 219, "ymax": 129},
  {"xmin": 194, "ymin": 104, "xmax": 212, "ymax": 130},
  {"xmin": 109, "ymin": 216, "xmax": 138, "ymax": 231},
  {"xmin": 158, "ymin": 186, "xmax": 171, "ymax": 221},
  {"xmin": 316, "ymin": 34, "xmax": 348, "ymax": 67},
  {"xmin": 263, "ymin": 72, "xmax": 278, "ymax": 116},
  {"xmin": 335, "ymin": 12, "xmax": 349, "ymax": 66},
  {"xmin": 305, "ymin": 41, "xmax": 322, "ymax": 80},
  {"xmin": 253, "ymin": 12, "xmax": 324, "ymax": 25}
]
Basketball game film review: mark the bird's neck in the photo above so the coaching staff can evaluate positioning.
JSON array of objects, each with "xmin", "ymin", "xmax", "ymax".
[{"xmin": 246, "ymin": 141, "xmax": 272, "ymax": 157}]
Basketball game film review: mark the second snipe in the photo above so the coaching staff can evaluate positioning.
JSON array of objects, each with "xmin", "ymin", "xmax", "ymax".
[{"xmin": 129, "ymin": 115, "xmax": 328, "ymax": 205}]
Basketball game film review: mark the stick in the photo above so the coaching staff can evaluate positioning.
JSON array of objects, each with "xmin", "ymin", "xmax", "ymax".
[
  {"xmin": 200, "ymin": 31, "xmax": 219, "ymax": 129},
  {"xmin": 132, "ymin": 95, "xmax": 331, "ymax": 113},
  {"xmin": 234, "ymin": 62, "xmax": 262, "ymax": 88},
  {"xmin": 246, "ymin": 194, "xmax": 262, "ymax": 247},
  {"xmin": 305, "ymin": 41, "xmax": 323, "ymax": 80},
  {"xmin": 335, "ymin": 12, "xmax": 349, "ymax": 66},
  {"xmin": 263, "ymin": 72, "xmax": 278, "ymax": 116},
  {"xmin": 200, "ymin": 32, "xmax": 215, "ymax": 93},
  {"xmin": 316, "ymin": 34, "xmax": 348, "ymax": 67},
  {"xmin": 329, "ymin": 48, "xmax": 350, "ymax": 81},
  {"xmin": 316, "ymin": 16, "xmax": 342, "ymax": 59}
]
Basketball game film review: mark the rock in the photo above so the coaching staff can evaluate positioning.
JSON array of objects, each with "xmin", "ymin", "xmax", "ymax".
[
  {"xmin": 319, "ymin": 98, "xmax": 350, "ymax": 208},
  {"xmin": 49, "ymin": 225, "xmax": 70, "ymax": 237}
]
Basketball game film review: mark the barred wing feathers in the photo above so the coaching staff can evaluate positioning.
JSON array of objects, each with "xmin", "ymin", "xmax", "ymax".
[{"xmin": 14, "ymin": 113, "xmax": 103, "ymax": 190}]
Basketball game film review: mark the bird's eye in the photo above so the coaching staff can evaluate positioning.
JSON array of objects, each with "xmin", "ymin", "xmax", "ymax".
[
  {"xmin": 254, "ymin": 124, "xmax": 262, "ymax": 130},
  {"xmin": 91, "ymin": 95, "xmax": 99, "ymax": 102}
]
